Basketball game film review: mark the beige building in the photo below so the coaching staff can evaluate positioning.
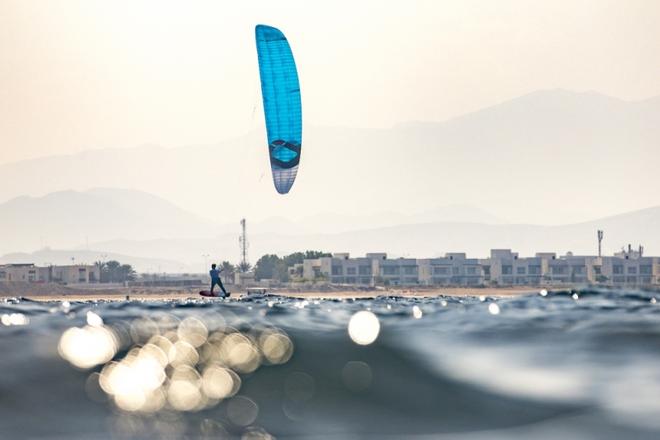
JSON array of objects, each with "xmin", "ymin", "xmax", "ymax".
[
  {"xmin": 0, "ymin": 264, "xmax": 48, "ymax": 282},
  {"xmin": 0, "ymin": 264, "xmax": 100, "ymax": 284},
  {"xmin": 598, "ymin": 255, "xmax": 660, "ymax": 287},
  {"xmin": 300, "ymin": 248, "xmax": 660, "ymax": 288},
  {"xmin": 418, "ymin": 253, "xmax": 484, "ymax": 286},
  {"xmin": 304, "ymin": 252, "xmax": 418, "ymax": 286}
]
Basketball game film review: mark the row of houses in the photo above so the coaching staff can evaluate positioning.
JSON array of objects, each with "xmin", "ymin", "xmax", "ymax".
[
  {"xmin": 0, "ymin": 264, "xmax": 100, "ymax": 284},
  {"xmin": 298, "ymin": 248, "xmax": 660, "ymax": 287}
]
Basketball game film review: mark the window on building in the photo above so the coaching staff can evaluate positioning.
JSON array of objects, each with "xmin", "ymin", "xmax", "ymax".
[
  {"xmin": 452, "ymin": 267, "xmax": 460, "ymax": 275},
  {"xmin": 613, "ymin": 265, "xmax": 624, "ymax": 274},
  {"xmin": 572, "ymin": 266, "xmax": 585, "ymax": 275},
  {"xmin": 466, "ymin": 266, "xmax": 477, "ymax": 275},
  {"xmin": 627, "ymin": 266, "xmax": 637, "ymax": 275},
  {"xmin": 640, "ymin": 265, "xmax": 652, "ymax": 275},
  {"xmin": 433, "ymin": 267, "xmax": 449, "ymax": 275},
  {"xmin": 346, "ymin": 267, "xmax": 357, "ymax": 275},
  {"xmin": 358, "ymin": 266, "xmax": 371, "ymax": 275},
  {"xmin": 528, "ymin": 265, "xmax": 541, "ymax": 275},
  {"xmin": 551, "ymin": 266, "xmax": 567, "ymax": 275},
  {"xmin": 382, "ymin": 266, "xmax": 399, "ymax": 275},
  {"xmin": 403, "ymin": 266, "xmax": 417, "ymax": 275},
  {"xmin": 331, "ymin": 266, "xmax": 342, "ymax": 276},
  {"xmin": 502, "ymin": 265, "xmax": 513, "ymax": 275},
  {"xmin": 516, "ymin": 267, "xmax": 526, "ymax": 275}
]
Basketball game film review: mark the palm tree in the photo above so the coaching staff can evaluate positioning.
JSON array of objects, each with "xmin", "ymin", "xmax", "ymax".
[
  {"xmin": 220, "ymin": 261, "xmax": 236, "ymax": 284},
  {"xmin": 94, "ymin": 260, "xmax": 106, "ymax": 283}
]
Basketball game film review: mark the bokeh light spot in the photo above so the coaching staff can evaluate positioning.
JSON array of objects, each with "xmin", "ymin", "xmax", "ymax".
[
  {"xmin": 348, "ymin": 311, "xmax": 380, "ymax": 345},
  {"xmin": 488, "ymin": 303, "xmax": 501, "ymax": 315},
  {"xmin": 58, "ymin": 325, "xmax": 117, "ymax": 369},
  {"xmin": 227, "ymin": 396, "xmax": 259, "ymax": 426},
  {"xmin": 342, "ymin": 361, "xmax": 373, "ymax": 392}
]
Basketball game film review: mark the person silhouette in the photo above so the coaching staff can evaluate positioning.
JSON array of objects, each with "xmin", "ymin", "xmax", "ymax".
[{"xmin": 209, "ymin": 263, "xmax": 229, "ymax": 297}]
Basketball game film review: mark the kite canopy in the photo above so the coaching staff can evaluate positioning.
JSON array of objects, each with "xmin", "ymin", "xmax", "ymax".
[{"xmin": 255, "ymin": 24, "xmax": 302, "ymax": 194}]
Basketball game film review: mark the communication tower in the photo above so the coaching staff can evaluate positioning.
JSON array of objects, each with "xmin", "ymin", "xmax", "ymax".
[
  {"xmin": 597, "ymin": 230, "xmax": 604, "ymax": 257},
  {"xmin": 239, "ymin": 218, "xmax": 249, "ymax": 272}
]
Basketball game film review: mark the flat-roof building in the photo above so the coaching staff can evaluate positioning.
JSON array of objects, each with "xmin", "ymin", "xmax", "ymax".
[
  {"xmin": 300, "ymin": 249, "xmax": 660, "ymax": 288},
  {"xmin": 0, "ymin": 264, "xmax": 100, "ymax": 284}
]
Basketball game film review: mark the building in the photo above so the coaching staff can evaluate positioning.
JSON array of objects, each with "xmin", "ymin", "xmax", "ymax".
[
  {"xmin": 299, "ymin": 248, "xmax": 660, "ymax": 288},
  {"xmin": 303, "ymin": 253, "xmax": 419, "ymax": 286},
  {"xmin": 50, "ymin": 265, "xmax": 100, "ymax": 284},
  {"xmin": 0, "ymin": 264, "xmax": 48, "ymax": 283},
  {"xmin": 599, "ymin": 255, "xmax": 660, "ymax": 287},
  {"xmin": 303, "ymin": 253, "xmax": 378, "ymax": 285},
  {"xmin": 0, "ymin": 264, "xmax": 100, "ymax": 284},
  {"xmin": 418, "ymin": 253, "xmax": 484, "ymax": 286},
  {"xmin": 377, "ymin": 257, "xmax": 418, "ymax": 286}
]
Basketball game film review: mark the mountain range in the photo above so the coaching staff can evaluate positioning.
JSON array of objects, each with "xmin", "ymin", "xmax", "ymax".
[
  {"xmin": 0, "ymin": 89, "xmax": 658, "ymax": 271},
  {"xmin": 0, "ymin": 89, "xmax": 657, "ymax": 226},
  {"xmin": 0, "ymin": 188, "xmax": 218, "ymax": 252},
  {"xmin": 81, "ymin": 205, "xmax": 660, "ymax": 271}
]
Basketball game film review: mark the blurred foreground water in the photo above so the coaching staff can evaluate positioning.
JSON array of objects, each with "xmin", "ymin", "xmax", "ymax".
[{"xmin": 2, "ymin": 289, "xmax": 660, "ymax": 439}]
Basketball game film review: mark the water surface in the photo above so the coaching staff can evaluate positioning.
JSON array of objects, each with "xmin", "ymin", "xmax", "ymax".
[{"xmin": 1, "ymin": 289, "xmax": 660, "ymax": 439}]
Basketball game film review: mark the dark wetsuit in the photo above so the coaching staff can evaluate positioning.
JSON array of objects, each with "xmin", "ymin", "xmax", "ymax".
[{"xmin": 209, "ymin": 268, "xmax": 228, "ymax": 297}]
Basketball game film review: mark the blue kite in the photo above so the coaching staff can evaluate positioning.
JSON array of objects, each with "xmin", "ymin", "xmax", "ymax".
[{"xmin": 255, "ymin": 24, "xmax": 302, "ymax": 194}]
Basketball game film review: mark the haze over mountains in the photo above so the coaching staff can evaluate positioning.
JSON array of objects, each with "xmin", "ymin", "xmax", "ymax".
[
  {"xmin": 0, "ymin": 90, "xmax": 658, "ymax": 271},
  {"xmin": 0, "ymin": 189, "xmax": 218, "ymax": 251},
  {"xmin": 0, "ymin": 89, "xmax": 658, "ymax": 226},
  {"xmin": 1, "ymin": 187, "xmax": 659, "ymax": 273}
]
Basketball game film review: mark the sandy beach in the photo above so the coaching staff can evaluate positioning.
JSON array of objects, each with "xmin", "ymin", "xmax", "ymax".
[{"xmin": 0, "ymin": 282, "xmax": 550, "ymax": 302}]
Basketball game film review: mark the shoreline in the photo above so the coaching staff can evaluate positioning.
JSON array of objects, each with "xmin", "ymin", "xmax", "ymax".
[{"xmin": 0, "ymin": 283, "xmax": 558, "ymax": 302}]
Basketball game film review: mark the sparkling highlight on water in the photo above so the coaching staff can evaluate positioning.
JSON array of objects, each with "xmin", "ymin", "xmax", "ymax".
[{"xmin": 348, "ymin": 311, "xmax": 380, "ymax": 345}]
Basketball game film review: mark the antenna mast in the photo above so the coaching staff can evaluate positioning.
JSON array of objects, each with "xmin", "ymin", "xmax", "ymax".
[
  {"xmin": 239, "ymin": 218, "xmax": 249, "ymax": 272},
  {"xmin": 597, "ymin": 230, "xmax": 604, "ymax": 257}
]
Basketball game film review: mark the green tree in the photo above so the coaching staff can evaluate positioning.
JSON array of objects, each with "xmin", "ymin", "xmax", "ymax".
[
  {"xmin": 98, "ymin": 260, "xmax": 136, "ymax": 283},
  {"xmin": 254, "ymin": 254, "xmax": 281, "ymax": 281},
  {"xmin": 118, "ymin": 264, "xmax": 137, "ymax": 282},
  {"xmin": 275, "ymin": 260, "xmax": 289, "ymax": 282},
  {"xmin": 254, "ymin": 251, "xmax": 331, "ymax": 282}
]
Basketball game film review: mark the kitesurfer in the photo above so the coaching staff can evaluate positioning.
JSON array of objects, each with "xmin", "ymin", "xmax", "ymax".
[{"xmin": 209, "ymin": 263, "xmax": 229, "ymax": 297}]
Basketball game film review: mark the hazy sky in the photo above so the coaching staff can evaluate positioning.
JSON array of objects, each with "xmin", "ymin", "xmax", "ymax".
[{"xmin": 1, "ymin": 0, "xmax": 659, "ymax": 165}]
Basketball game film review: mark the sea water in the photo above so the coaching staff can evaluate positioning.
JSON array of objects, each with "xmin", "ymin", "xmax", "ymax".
[{"xmin": 1, "ymin": 289, "xmax": 660, "ymax": 439}]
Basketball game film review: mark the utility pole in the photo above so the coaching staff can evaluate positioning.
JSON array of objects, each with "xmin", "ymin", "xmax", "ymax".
[
  {"xmin": 597, "ymin": 230, "xmax": 604, "ymax": 258},
  {"xmin": 239, "ymin": 218, "xmax": 249, "ymax": 272}
]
